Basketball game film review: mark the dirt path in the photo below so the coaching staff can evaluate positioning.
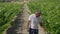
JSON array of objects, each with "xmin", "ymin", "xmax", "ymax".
[{"xmin": 3, "ymin": 0, "xmax": 30, "ymax": 34}]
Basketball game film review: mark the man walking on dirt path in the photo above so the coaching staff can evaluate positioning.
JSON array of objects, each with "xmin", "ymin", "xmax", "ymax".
[{"xmin": 27, "ymin": 10, "xmax": 45, "ymax": 34}]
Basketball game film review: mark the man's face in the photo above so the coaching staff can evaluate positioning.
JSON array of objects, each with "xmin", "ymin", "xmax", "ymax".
[{"xmin": 35, "ymin": 12, "xmax": 40, "ymax": 17}]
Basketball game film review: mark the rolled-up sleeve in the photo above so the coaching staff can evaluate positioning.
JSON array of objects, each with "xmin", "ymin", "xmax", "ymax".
[{"xmin": 28, "ymin": 15, "xmax": 31, "ymax": 21}]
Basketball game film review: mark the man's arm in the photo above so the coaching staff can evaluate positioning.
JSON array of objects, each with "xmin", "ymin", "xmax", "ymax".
[
  {"xmin": 39, "ymin": 22, "xmax": 45, "ymax": 31},
  {"xmin": 27, "ymin": 15, "xmax": 31, "ymax": 32},
  {"xmin": 39, "ymin": 22, "xmax": 46, "ymax": 34},
  {"xmin": 27, "ymin": 20, "xmax": 30, "ymax": 32}
]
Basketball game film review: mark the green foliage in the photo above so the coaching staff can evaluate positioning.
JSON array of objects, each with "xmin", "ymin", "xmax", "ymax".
[
  {"xmin": 28, "ymin": 0, "xmax": 60, "ymax": 34},
  {"xmin": 0, "ymin": 2, "xmax": 23, "ymax": 34}
]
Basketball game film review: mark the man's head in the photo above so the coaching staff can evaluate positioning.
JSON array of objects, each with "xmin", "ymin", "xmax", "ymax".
[{"xmin": 35, "ymin": 10, "xmax": 41, "ymax": 17}]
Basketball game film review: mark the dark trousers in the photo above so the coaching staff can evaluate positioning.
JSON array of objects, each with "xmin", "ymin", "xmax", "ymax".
[{"xmin": 29, "ymin": 28, "xmax": 38, "ymax": 34}]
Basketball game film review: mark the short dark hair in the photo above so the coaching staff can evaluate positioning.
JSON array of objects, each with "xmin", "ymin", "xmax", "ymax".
[{"xmin": 35, "ymin": 10, "xmax": 41, "ymax": 14}]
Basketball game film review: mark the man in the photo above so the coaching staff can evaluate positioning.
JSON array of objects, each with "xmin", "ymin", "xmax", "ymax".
[{"xmin": 27, "ymin": 10, "xmax": 45, "ymax": 34}]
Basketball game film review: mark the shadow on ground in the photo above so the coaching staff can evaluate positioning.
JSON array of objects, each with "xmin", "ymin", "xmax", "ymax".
[{"xmin": 6, "ymin": 11, "xmax": 24, "ymax": 34}]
